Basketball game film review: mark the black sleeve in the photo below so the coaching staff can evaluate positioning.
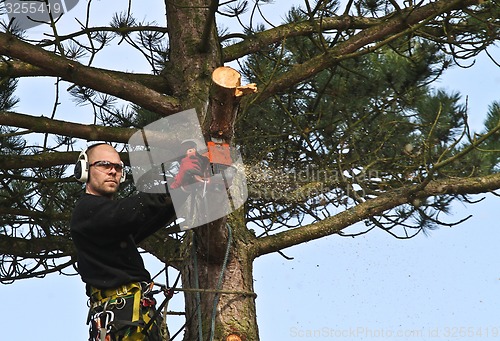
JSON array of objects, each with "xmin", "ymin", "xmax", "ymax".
[{"xmin": 73, "ymin": 193, "xmax": 176, "ymax": 243}]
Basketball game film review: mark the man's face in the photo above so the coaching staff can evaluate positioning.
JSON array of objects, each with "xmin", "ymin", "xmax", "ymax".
[{"xmin": 85, "ymin": 145, "xmax": 123, "ymax": 198}]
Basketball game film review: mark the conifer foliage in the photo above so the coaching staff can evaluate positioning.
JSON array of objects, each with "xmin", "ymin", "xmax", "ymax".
[{"xmin": 0, "ymin": 1, "xmax": 499, "ymax": 340}]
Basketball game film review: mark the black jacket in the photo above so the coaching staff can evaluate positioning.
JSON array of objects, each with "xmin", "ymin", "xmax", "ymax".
[{"xmin": 70, "ymin": 192, "xmax": 176, "ymax": 293}]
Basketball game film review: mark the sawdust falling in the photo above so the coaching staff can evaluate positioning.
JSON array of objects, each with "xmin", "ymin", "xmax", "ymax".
[{"xmin": 243, "ymin": 163, "xmax": 328, "ymax": 203}]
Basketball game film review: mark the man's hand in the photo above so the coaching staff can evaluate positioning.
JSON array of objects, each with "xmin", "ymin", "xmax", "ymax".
[{"xmin": 170, "ymin": 154, "xmax": 208, "ymax": 189}]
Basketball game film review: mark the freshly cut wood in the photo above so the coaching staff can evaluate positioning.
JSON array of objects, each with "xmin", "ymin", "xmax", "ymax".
[
  {"xmin": 235, "ymin": 83, "xmax": 258, "ymax": 97},
  {"xmin": 212, "ymin": 66, "xmax": 241, "ymax": 88},
  {"xmin": 208, "ymin": 66, "xmax": 257, "ymax": 139}
]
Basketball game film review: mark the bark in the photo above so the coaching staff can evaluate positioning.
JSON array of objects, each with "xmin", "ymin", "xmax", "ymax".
[
  {"xmin": 0, "ymin": 151, "xmax": 130, "ymax": 169},
  {"xmin": 245, "ymin": 0, "xmax": 484, "ymax": 102},
  {"xmin": 0, "ymin": 111, "xmax": 135, "ymax": 143},
  {"xmin": 222, "ymin": 16, "xmax": 379, "ymax": 62},
  {"xmin": 163, "ymin": 0, "xmax": 221, "ymax": 113},
  {"xmin": 0, "ymin": 32, "xmax": 181, "ymax": 116},
  {"xmin": 181, "ymin": 222, "xmax": 259, "ymax": 341},
  {"xmin": 0, "ymin": 233, "xmax": 74, "ymax": 257},
  {"xmin": 207, "ymin": 66, "xmax": 257, "ymax": 140},
  {"xmin": 0, "ymin": 61, "xmax": 172, "ymax": 94},
  {"xmin": 0, "ymin": 151, "xmax": 79, "ymax": 169}
]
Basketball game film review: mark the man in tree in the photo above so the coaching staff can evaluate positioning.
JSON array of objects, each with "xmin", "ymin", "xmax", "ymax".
[
  {"xmin": 70, "ymin": 143, "xmax": 202, "ymax": 341},
  {"xmin": 1, "ymin": 1, "xmax": 499, "ymax": 340}
]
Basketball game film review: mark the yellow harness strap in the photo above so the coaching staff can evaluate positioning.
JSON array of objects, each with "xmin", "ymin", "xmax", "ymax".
[{"xmin": 90, "ymin": 282, "xmax": 142, "ymax": 323}]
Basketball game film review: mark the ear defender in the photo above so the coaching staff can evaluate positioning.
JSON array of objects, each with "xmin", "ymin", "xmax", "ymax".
[
  {"xmin": 119, "ymin": 163, "xmax": 127, "ymax": 183},
  {"xmin": 74, "ymin": 150, "xmax": 89, "ymax": 183},
  {"xmin": 73, "ymin": 146, "xmax": 127, "ymax": 184}
]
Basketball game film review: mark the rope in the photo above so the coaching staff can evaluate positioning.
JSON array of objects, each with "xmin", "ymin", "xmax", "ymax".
[
  {"xmin": 172, "ymin": 287, "xmax": 256, "ymax": 297},
  {"xmin": 209, "ymin": 223, "xmax": 232, "ymax": 341},
  {"xmin": 192, "ymin": 234, "xmax": 203, "ymax": 341},
  {"xmin": 141, "ymin": 272, "xmax": 181, "ymax": 337},
  {"xmin": 190, "ymin": 222, "xmax": 234, "ymax": 341}
]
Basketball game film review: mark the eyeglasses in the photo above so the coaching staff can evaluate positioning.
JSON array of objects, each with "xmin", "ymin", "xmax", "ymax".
[{"xmin": 90, "ymin": 160, "xmax": 124, "ymax": 173}]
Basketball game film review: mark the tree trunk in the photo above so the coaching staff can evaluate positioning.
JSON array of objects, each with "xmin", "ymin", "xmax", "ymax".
[
  {"xmin": 177, "ymin": 63, "xmax": 260, "ymax": 339},
  {"xmin": 179, "ymin": 65, "xmax": 258, "ymax": 340},
  {"xmin": 205, "ymin": 66, "xmax": 257, "ymax": 140},
  {"xmin": 164, "ymin": 0, "xmax": 221, "ymax": 115},
  {"xmin": 180, "ymin": 212, "xmax": 259, "ymax": 341},
  {"xmin": 164, "ymin": 1, "xmax": 259, "ymax": 338}
]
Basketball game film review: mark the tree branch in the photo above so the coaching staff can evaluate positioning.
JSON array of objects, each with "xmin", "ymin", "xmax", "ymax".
[
  {"xmin": 235, "ymin": 0, "xmax": 482, "ymax": 103},
  {"xmin": 0, "ymin": 207, "xmax": 70, "ymax": 222},
  {"xmin": 139, "ymin": 229, "xmax": 183, "ymax": 269},
  {"xmin": 0, "ymin": 234, "xmax": 75, "ymax": 257},
  {"xmin": 38, "ymin": 25, "xmax": 169, "ymax": 48},
  {"xmin": 0, "ymin": 151, "xmax": 79, "ymax": 169},
  {"xmin": 0, "ymin": 150, "xmax": 131, "ymax": 169},
  {"xmin": 252, "ymin": 172, "xmax": 500, "ymax": 258},
  {"xmin": 222, "ymin": 15, "xmax": 378, "ymax": 62},
  {"xmin": 0, "ymin": 33, "xmax": 181, "ymax": 116},
  {"xmin": 199, "ymin": 0, "xmax": 219, "ymax": 53},
  {"xmin": 0, "ymin": 61, "xmax": 172, "ymax": 94},
  {"xmin": 0, "ymin": 111, "xmax": 135, "ymax": 142}
]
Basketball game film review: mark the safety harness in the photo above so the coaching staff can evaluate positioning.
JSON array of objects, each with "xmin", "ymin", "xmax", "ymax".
[{"xmin": 87, "ymin": 280, "xmax": 176, "ymax": 341}]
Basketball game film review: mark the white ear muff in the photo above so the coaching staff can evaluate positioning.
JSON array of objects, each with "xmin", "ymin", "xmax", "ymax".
[
  {"xmin": 74, "ymin": 143, "xmax": 126, "ymax": 184},
  {"xmin": 119, "ymin": 163, "xmax": 126, "ymax": 183},
  {"xmin": 74, "ymin": 150, "xmax": 89, "ymax": 183}
]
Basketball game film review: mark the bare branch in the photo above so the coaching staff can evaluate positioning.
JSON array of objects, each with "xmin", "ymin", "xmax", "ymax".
[
  {"xmin": 38, "ymin": 25, "xmax": 169, "ymax": 48},
  {"xmin": 223, "ymin": 15, "xmax": 378, "ymax": 62},
  {"xmin": 0, "ymin": 111, "xmax": 135, "ymax": 142},
  {"xmin": 0, "ymin": 60, "xmax": 173, "ymax": 93},
  {"xmin": 0, "ymin": 32, "xmax": 181, "ymax": 116}
]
